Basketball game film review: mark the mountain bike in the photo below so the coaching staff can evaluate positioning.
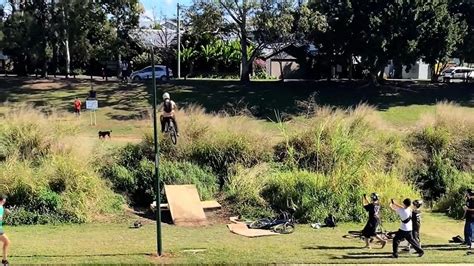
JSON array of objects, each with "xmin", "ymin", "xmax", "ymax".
[
  {"xmin": 248, "ymin": 211, "xmax": 295, "ymax": 234},
  {"xmin": 163, "ymin": 117, "xmax": 177, "ymax": 145}
]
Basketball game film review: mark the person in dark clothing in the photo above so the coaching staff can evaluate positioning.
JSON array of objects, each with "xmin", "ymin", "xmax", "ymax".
[
  {"xmin": 404, "ymin": 199, "xmax": 423, "ymax": 252},
  {"xmin": 463, "ymin": 189, "xmax": 474, "ymax": 249},
  {"xmin": 412, "ymin": 200, "xmax": 422, "ymax": 245},
  {"xmin": 390, "ymin": 198, "xmax": 424, "ymax": 258},
  {"xmin": 361, "ymin": 193, "xmax": 387, "ymax": 249}
]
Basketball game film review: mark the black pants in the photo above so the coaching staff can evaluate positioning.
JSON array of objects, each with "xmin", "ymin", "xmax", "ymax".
[
  {"xmin": 393, "ymin": 229, "xmax": 423, "ymax": 255},
  {"xmin": 412, "ymin": 229, "xmax": 420, "ymax": 244},
  {"xmin": 161, "ymin": 116, "xmax": 179, "ymax": 133}
]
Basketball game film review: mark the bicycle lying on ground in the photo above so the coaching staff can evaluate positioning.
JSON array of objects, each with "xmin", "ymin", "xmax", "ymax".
[
  {"xmin": 248, "ymin": 211, "xmax": 296, "ymax": 234},
  {"xmin": 342, "ymin": 230, "xmax": 396, "ymax": 241}
]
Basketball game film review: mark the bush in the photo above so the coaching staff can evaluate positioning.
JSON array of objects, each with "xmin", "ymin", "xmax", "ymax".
[
  {"xmin": 435, "ymin": 172, "xmax": 474, "ymax": 219},
  {"xmin": 225, "ymin": 164, "xmax": 419, "ymax": 223},
  {"xmin": 100, "ymin": 145, "xmax": 219, "ymax": 206},
  {"xmin": 0, "ymin": 107, "xmax": 123, "ymax": 225}
]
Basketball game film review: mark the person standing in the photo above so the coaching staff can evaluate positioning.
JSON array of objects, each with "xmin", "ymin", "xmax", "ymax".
[
  {"xmin": 361, "ymin": 193, "xmax": 387, "ymax": 249},
  {"xmin": 463, "ymin": 189, "xmax": 474, "ymax": 249},
  {"xmin": 390, "ymin": 198, "xmax": 424, "ymax": 258},
  {"xmin": 0, "ymin": 195, "xmax": 11, "ymax": 266},
  {"xmin": 73, "ymin": 98, "xmax": 82, "ymax": 116}
]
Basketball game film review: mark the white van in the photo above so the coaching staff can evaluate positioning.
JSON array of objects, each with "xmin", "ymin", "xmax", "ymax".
[{"xmin": 442, "ymin": 67, "xmax": 474, "ymax": 82}]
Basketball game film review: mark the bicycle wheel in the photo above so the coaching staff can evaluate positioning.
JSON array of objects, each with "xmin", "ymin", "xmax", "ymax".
[
  {"xmin": 273, "ymin": 222, "xmax": 295, "ymax": 234},
  {"xmin": 169, "ymin": 125, "xmax": 177, "ymax": 145},
  {"xmin": 249, "ymin": 218, "xmax": 271, "ymax": 229},
  {"xmin": 343, "ymin": 230, "xmax": 363, "ymax": 239}
]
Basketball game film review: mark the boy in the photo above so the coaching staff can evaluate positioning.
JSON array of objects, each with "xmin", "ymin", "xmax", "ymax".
[
  {"xmin": 0, "ymin": 195, "xmax": 10, "ymax": 266},
  {"xmin": 390, "ymin": 198, "xmax": 424, "ymax": 258},
  {"xmin": 404, "ymin": 199, "xmax": 423, "ymax": 252},
  {"xmin": 73, "ymin": 98, "xmax": 82, "ymax": 116},
  {"xmin": 412, "ymin": 200, "xmax": 423, "ymax": 245},
  {"xmin": 160, "ymin": 92, "xmax": 179, "ymax": 136},
  {"xmin": 361, "ymin": 193, "xmax": 387, "ymax": 249}
]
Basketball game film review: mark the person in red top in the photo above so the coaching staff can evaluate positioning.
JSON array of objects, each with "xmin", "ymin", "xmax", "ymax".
[{"xmin": 74, "ymin": 98, "xmax": 82, "ymax": 116}]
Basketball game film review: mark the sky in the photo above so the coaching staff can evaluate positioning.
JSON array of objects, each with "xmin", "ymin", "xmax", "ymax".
[{"xmin": 141, "ymin": 0, "xmax": 193, "ymax": 20}]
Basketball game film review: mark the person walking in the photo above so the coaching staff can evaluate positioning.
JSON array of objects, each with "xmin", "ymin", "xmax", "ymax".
[{"xmin": 390, "ymin": 198, "xmax": 424, "ymax": 258}]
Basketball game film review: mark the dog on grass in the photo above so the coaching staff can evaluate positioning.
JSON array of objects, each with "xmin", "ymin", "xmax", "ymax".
[{"xmin": 98, "ymin": 130, "xmax": 112, "ymax": 139}]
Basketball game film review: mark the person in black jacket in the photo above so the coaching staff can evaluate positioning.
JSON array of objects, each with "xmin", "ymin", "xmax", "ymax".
[{"xmin": 361, "ymin": 193, "xmax": 387, "ymax": 249}]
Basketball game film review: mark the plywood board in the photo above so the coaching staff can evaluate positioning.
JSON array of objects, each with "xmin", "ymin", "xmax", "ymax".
[
  {"xmin": 164, "ymin": 185, "xmax": 208, "ymax": 226},
  {"xmin": 227, "ymin": 223, "xmax": 278, "ymax": 238}
]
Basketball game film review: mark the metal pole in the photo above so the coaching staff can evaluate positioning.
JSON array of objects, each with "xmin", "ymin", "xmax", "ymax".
[
  {"xmin": 177, "ymin": 3, "xmax": 181, "ymax": 79},
  {"xmin": 151, "ymin": 47, "xmax": 163, "ymax": 256}
]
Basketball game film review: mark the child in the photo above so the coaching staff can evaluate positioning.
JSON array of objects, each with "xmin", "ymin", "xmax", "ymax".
[
  {"xmin": 404, "ymin": 199, "xmax": 423, "ymax": 252},
  {"xmin": 390, "ymin": 198, "xmax": 424, "ymax": 258},
  {"xmin": 73, "ymin": 98, "xmax": 82, "ymax": 116},
  {"xmin": 0, "ymin": 195, "xmax": 10, "ymax": 266},
  {"xmin": 361, "ymin": 193, "xmax": 387, "ymax": 249}
]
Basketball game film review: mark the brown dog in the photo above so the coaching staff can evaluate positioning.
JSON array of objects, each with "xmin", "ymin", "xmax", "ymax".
[{"xmin": 98, "ymin": 130, "xmax": 112, "ymax": 139}]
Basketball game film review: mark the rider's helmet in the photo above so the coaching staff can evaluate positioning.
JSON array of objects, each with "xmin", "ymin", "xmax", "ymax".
[
  {"xmin": 370, "ymin": 192, "xmax": 379, "ymax": 202},
  {"xmin": 162, "ymin": 92, "xmax": 170, "ymax": 100},
  {"xmin": 413, "ymin": 199, "xmax": 423, "ymax": 208}
]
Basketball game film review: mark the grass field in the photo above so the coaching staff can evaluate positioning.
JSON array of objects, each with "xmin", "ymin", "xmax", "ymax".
[
  {"xmin": 1, "ymin": 77, "xmax": 473, "ymax": 264},
  {"xmin": 5, "ymin": 212, "xmax": 473, "ymax": 264},
  {"xmin": 1, "ymin": 77, "xmax": 473, "ymax": 139}
]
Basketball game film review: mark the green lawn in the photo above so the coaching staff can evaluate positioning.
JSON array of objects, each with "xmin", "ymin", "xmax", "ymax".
[
  {"xmin": 5, "ymin": 212, "xmax": 473, "ymax": 264},
  {"xmin": 1, "ymin": 77, "xmax": 473, "ymax": 139},
  {"xmin": 1, "ymin": 77, "xmax": 473, "ymax": 264}
]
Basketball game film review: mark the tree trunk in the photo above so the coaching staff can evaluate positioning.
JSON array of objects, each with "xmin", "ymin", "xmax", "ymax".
[
  {"xmin": 394, "ymin": 62, "xmax": 403, "ymax": 79},
  {"xmin": 348, "ymin": 54, "xmax": 353, "ymax": 81},
  {"xmin": 279, "ymin": 61, "xmax": 284, "ymax": 80},
  {"xmin": 62, "ymin": 6, "xmax": 70, "ymax": 78},
  {"xmin": 239, "ymin": 17, "xmax": 250, "ymax": 82}
]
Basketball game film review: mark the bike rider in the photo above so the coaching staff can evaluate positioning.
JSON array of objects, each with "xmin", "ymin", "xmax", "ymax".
[{"xmin": 160, "ymin": 92, "xmax": 179, "ymax": 137}]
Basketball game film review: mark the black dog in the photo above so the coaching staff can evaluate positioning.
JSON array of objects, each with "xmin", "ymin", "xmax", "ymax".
[{"xmin": 98, "ymin": 130, "xmax": 112, "ymax": 139}]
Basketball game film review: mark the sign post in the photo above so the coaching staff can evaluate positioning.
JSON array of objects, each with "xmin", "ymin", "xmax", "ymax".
[{"xmin": 86, "ymin": 99, "xmax": 98, "ymax": 126}]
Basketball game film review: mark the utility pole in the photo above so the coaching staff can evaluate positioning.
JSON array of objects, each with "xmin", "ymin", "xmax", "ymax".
[
  {"xmin": 151, "ymin": 47, "xmax": 163, "ymax": 256},
  {"xmin": 177, "ymin": 2, "xmax": 181, "ymax": 79}
]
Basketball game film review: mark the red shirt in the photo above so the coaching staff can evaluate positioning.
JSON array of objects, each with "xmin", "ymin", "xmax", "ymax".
[{"xmin": 74, "ymin": 99, "xmax": 81, "ymax": 110}]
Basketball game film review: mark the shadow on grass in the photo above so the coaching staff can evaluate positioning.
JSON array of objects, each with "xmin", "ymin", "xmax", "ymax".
[
  {"xmin": 303, "ymin": 245, "xmax": 363, "ymax": 250},
  {"xmin": 154, "ymin": 79, "xmax": 474, "ymax": 120},
  {"xmin": 11, "ymin": 253, "xmax": 151, "ymax": 258},
  {"xmin": 2, "ymin": 77, "xmax": 473, "ymax": 121}
]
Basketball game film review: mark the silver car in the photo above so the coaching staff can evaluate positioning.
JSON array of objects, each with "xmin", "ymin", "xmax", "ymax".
[{"xmin": 130, "ymin": 65, "xmax": 173, "ymax": 81}]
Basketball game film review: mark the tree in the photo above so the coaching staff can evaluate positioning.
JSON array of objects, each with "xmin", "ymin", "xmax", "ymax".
[
  {"xmin": 181, "ymin": 46, "xmax": 198, "ymax": 77},
  {"xmin": 217, "ymin": 0, "xmax": 324, "ymax": 82},
  {"xmin": 450, "ymin": 0, "xmax": 474, "ymax": 65},
  {"xmin": 417, "ymin": 0, "xmax": 467, "ymax": 81}
]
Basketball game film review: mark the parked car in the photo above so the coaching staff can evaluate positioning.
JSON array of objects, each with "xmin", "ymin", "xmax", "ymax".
[
  {"xmin": 130, "ymin": 65, "xmax": 173, "ymax": 81},
  {"xmin": 442, "ymin": 67, "xmax": 474, "ymax": 82}
]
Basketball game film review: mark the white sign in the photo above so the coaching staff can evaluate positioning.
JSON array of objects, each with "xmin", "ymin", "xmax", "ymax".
[{"xmin": 86, "ymin": 100, "xmax": 98, "ymax": 110}]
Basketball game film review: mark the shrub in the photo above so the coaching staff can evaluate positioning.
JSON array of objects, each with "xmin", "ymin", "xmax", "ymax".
[
  {"xmin": 434, "ymin": 171, "xmax": 474, "ymax": 219},
  {"xmin": 225, "ymin": 164, "xmax": 419, "ymax": 223},
  {"xmin": 0, "ymin": 107, "xmax": 122, "ymax": 225},
  {"xmin": 101, "ymin": 150, "xmax": 219, "ymax": 206}
]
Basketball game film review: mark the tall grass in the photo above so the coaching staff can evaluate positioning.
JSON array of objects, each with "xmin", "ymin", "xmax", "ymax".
[{"xmin": 0, "ymin": 107, "xmax": 123, "ymax": 225}]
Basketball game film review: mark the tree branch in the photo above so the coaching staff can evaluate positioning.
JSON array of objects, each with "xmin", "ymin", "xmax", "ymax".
[{"xmin": 219, "ymin": 0, "xmax": 242, "ymax": 25}]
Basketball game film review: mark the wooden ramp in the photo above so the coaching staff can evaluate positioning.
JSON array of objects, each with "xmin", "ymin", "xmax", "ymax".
[
  {"xmin": 227, "ymin": 223, "xmax": 278, "ymax": 238},
  {"xmin": 164, "ymin": 185, "xmax": 208, "ymax": 227}
]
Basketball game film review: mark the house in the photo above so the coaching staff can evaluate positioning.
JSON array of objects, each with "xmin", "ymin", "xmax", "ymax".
[
  {"xmin": 261, "ymin": 44, "xmax": 316, "ymax": 79},
  {"xmin": 385, "ymin": 59, "xmax": 431, "ymax": 80}
]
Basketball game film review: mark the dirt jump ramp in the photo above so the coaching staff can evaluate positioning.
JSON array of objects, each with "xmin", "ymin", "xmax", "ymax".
[{"xmin": 164, "ymin": 184, "xmax": 208, "ymax": 227}]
